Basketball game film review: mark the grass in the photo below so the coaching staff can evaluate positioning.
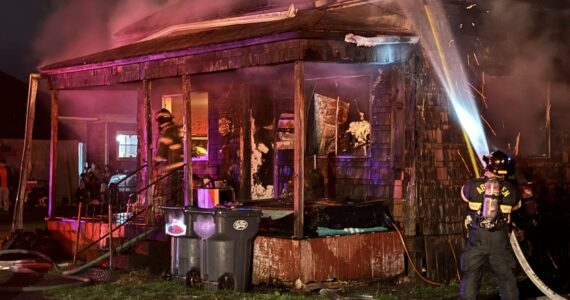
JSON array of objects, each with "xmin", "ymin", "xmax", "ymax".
[
  {"xmin": 44, "ymin": 269, "xmax": 504, "ymax": 300},
  {"xmin": 46, "ymin": 270, "xmax": 321, "ymax": 300}
]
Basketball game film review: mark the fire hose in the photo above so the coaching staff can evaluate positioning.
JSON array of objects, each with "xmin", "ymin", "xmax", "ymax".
[
  {"xmin": 0, "ymin": 249, "xmax": 91, "ymax": 292},
  {"xmin": 0, "ymin": 226, "xmax": 159, "ymax": 292},
  {"xmin": 63, "ymin": 225, "xmax": 159, "ymax": 275},
  {"xmin": 389, "ymin": 220, "xmax": 445, "ymax": 286},
  {"xmin": 508, "ymin": 229, "xmax": 566, "ymax": 300},
  {"xmin": 391, "ymin": 214, "xmax": 567, "ymax": 299}
]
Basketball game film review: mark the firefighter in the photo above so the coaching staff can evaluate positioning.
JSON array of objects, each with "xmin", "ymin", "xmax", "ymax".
[
  {"xmin": 459, "ymin": 150, "xmax": 521, "ymax": 300},
  {"xmin": 155, "ymin": 108, "xmax": 184, "ymax": 206}
]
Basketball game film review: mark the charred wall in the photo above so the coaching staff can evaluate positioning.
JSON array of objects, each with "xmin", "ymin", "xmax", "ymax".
[{"xmin": 402, "ymin": 48, "xmax": 472, "ymax": 282}]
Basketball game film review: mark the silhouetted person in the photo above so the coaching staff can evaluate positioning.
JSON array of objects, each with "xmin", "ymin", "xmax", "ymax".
[
  {"xmin": 0, "ymin": 159, "xmax": 13, "ymax": 212},
  {"xmin": 459, "ymin": 150, "xmax": 520, "ymax": 300},
  {"xmin": 154, "ymin": 108, "xmax": 184, "ymax": 206}
]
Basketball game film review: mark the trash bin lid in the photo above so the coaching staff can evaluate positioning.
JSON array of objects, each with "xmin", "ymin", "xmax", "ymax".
[
  {"xmin": 212, "ymin": 207, "xmax": 262, "ymax": 217},
  {"xmin": 183, "ymin": 206, "xmax": 215, "ymax": 215},
  {"xmin": 160, "ymin": 206, "xmax": 186, "ymax": 213}
]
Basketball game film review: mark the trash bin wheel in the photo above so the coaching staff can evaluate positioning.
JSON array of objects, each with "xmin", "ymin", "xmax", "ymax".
[
  {"xmin": 218, "ymin": 273, "xmax": 235, "ymax": 290},
  {"xmin": 185, "ymin": 268, "xmax": 202, "ymax": 288}
]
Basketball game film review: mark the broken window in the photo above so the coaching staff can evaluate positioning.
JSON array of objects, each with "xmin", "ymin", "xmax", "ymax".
[{"xmin": 306, "ymin": 68, "xmax": 371, "ymax": 157}]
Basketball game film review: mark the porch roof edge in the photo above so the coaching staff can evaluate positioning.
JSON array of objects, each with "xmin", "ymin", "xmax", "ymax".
[{"xmin": 40, "ymin": 31, "xmax": 301, "ymax": 76}]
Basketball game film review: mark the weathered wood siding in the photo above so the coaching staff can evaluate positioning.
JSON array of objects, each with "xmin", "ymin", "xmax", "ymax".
[
  {"xmin": 252, "ymin": 231, "xmax": 404, "ymax": 285},
  {"xmin": 45, "ymin": 40, "xmax": 412, "ymax": 90},
  {"xmin": 402, "ymin": 49, "xmax": 471, "ymax": 282}
]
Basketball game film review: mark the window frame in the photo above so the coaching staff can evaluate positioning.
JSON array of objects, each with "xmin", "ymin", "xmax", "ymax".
[{"xmin": 116, "ymin": 131, "xmax": 138, "ymax": 160}]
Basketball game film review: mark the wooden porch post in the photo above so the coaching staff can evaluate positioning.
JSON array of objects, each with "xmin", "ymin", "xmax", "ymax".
[
  {"xmin": 293, "ymin": 61, "xmax": 305, "ymax": 238},
  {"xmin": 12, "ymin": 74, "xmax": 40, "ymax": 231},
  {"xmin": 182, "ymin": 75, "xmax": 193, "ymax": 206},
  {"xmin": 48, "ymin": 88, "xmax": 59, "ymax": 218},
  {"xmin": 143, "ymin": 80, "xmax": 154, "ymax": 224}
]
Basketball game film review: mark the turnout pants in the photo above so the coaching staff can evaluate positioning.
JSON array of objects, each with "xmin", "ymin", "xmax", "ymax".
[{"xmin": 459, "ymin": 226, "xmax": 519, "ymax": 300}]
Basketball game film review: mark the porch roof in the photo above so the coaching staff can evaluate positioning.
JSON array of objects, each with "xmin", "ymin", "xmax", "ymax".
[{"xmin": 40, "ymin": 4, "xmax": 412, "ymax": 73}]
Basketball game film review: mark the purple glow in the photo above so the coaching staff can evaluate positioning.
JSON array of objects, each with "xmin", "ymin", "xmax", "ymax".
[{"xmin": 193, "ymin": 214, "xmax": 215, "ymax": 239}]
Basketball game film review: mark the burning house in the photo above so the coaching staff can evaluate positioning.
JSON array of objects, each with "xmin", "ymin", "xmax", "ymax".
[{"xmin": 33, "ymin": 0, "xmax": 488, "ymax": 285}]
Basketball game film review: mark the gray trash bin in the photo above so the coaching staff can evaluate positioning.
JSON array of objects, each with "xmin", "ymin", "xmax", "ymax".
[
  {"xmin": 162, "ymin": 206, "xmax": 208, "ymax": 287},
  {"xmin": 204, "ymin": 207, "xmax": 262, "ymax": 292}
]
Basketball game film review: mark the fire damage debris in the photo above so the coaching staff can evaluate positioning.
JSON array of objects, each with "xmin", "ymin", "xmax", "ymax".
[
  {"xmin": 250, "ymin": 114, "xmax": 274, "ymax": 200},
  {"xmin": 259, "ymin": 202, "xmax": 391, "ymax": 237}
]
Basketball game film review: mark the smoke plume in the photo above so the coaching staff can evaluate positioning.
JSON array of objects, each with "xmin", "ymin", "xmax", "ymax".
[{"xmin": 474, "ymin": 0, "xmax": 570, "ymax": 156}]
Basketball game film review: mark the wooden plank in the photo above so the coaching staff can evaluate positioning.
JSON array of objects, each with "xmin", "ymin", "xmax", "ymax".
[
  {"xmin": 48, "ymin": 89, "xmax": 59, "ymax": 218},
  {"xmin": 182, "ymin": 75, "xmax": 193, "ymax": 206},
  {"xmin": 293, "ymin": 61, "xmax": 305, "ymax": 238},
  {"xmin": 301, "ymin": 237, "xmax": 338, "ymax": 282},
  {"xmin": 347, "ymin": 234, "xmax": 364, "ymax": 280},
  {"xmin": 143, "ymin": 80, "xmax": 154, "ymax": 224},
  {"xmin": 13, "ymin": 74, "xmax": 40, "ymax": 231},
  {"xmin": 252, "ymin": 236, "xmax": 299, "ymax": 285},
  {"xmin": 370, "ymin": 230, "xmax": 384, "ymax": 278}
]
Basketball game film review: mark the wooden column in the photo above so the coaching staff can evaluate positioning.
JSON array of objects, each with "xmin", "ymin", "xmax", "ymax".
[
  {"xmin": 293, "ymin": 61, "xmax": 305, "ymax": 238},
  {"xmin": 182, "ymin": 75, "xmax": 193, "ymax": 206},
  {"xmin": 143, "ymin": 80, "xmax": 154, "ymax": 224},
  {"xmin": 240, "ymin": 86, "xmax": 250, "ymax": 201},
  {"xmin": 12, "ymin": 74, "xmax": 40, "ymax": 231},
  {"xmin": 48, "ymin": 88, "xmax": 59, "ymax": 218}
]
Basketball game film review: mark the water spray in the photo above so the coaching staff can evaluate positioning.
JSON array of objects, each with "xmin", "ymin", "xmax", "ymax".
[
  {"xmin": 421, "ymin": 1, "xmax": 488, "ymax": 176},
  {"xmin": 401, "ymin": 2, "xmax": 566, "ymax": 297}
]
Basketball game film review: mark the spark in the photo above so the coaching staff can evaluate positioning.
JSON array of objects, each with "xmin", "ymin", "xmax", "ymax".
[
  {"xmin": 466, "ymin": 4, "xmax": 477, "ymax": 9},
  {"xmin": 448, "ymin": 39, "xmax": 454, "ymax": 48},
  {"xmin": 514, "ymin": 132, "xmax": 520, "ymax": 156},
  {"xmin": 460, "ymin": 23, "xmax": 463, "ymax": 29},
  {"xmin": 480, "ymin": 115, "xmax": 497, "ymax": 136},
  {"xmin": 467, "ymin": 82, "xmax": 487, "ymax": 100},
  {"xmin": 457, "ymin": 150, "xmax": 473, "ymax": 176},
  {"xmin": 473, "ymin": 52, "xmax": 480, "ymax": 66}
]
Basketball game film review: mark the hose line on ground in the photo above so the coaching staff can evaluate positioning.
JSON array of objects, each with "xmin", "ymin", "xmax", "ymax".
[
  {"xmin": 390, "ymin": 221, "xmax": 445, "ymax": 286},
  {"xmin": 63, "ymin": 226, "xmax": 159, "ymax": 275},
  {"xmin": 447, "ymin": 238, "xmax": 461, "ymax": 282},
  {"xmin": 0, "ymin": 249, "xmax": 91, "ymax": 292},
  {"xmin": 508, "ymin": 230, "xmax": 565, "ymax": 300}
]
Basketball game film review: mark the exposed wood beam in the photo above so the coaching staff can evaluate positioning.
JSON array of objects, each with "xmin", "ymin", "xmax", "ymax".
[
  {"xmin": 13, "ymin": 74, "xmax": 40, "ymax": 231},
  {"xmin": 293, "ymin": 61, "xmax": 305, "ymax": 238},
  {"xmin": 140, "ymin": 4, "xmax": 297, "ymax": 42},
  {"xmin": 182, "ymin": 75, "xmax": 193, "ymax": 206},
  {"xmin": 143, "ymin": 80, "xmax": 154, "ymax": 224},
  {"xmin": 48, "ymin": 89, "xmax": 59, "ymax": 218}
]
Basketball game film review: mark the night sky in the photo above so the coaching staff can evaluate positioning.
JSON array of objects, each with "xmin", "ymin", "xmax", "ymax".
[{"xmin": 0, "ymin": 1, "xmax": 52, "ymax": 81}]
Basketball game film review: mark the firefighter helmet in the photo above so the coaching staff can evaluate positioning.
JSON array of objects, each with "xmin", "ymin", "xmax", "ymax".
[
  {"xmin": 156, "ymin": 108, "xmax": 173, "ymax": 124},
  {"xmin": 483, "ymin": 150, "xmax": 514, "ymax": 176}
]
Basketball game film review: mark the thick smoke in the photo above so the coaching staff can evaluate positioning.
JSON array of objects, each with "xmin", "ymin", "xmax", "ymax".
[
  {"xmin": 34, "ymin": 0, "xmax": 311, "ymax": 67},
  {"xmin": 474, "ymin": 0, "xmax": 570, "ymax": 156},
  {"xmin": 34, "ymin": 0, "xmax": 175, "ymax": 66}
]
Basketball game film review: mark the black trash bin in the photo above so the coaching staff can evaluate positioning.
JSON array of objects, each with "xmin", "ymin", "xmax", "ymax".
[
  {"xmin": 162, "ymin": 206, "xmax": 207, "ymax": 287},
  {"xmin": 204, "ymin": 207, "xmax": 262, "ymax": 292}
]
